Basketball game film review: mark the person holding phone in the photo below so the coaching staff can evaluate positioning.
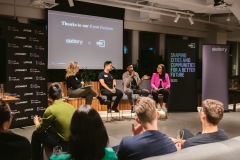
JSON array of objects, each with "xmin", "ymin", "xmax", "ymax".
[
  {"xmin": 66, "ymin": 61, "xmax": 109, "ymax": 105},
  {"xmin": 151, "ymin": 64, "xmax": 170, "ymax": 111},
  {"xmin": 122, "ymin": 63, "xmax": 150, "ymax": 113}
]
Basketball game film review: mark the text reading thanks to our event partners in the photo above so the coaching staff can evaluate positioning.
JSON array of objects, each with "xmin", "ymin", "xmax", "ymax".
[
  {"xmin": 170, "ymin": 53, "xmax": 196, "ymax": 78},
  {"xmin": 61, "ymin": 21, "xmax": 113, "ymax": 31}
]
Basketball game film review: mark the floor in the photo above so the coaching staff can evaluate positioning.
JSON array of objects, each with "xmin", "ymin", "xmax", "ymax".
[{"xmin": 11, "ymin": 103, "xmax": 240, "ymax": 144}]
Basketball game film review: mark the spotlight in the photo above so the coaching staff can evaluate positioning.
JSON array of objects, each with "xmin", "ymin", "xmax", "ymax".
[
  {"xmin": 68, "ymin": 0, "xmax": 74, "ymax": 7},
  {"xmin": 188, "ymin": 16, "xmax": 194, "ymax": 25},
  {"xmin": 174, "ymin": 14, "xmax": 180, "ymax": 23},
  {"xmin": 226, "ymin": 17, "xmax": 230, "ymax": 22}
]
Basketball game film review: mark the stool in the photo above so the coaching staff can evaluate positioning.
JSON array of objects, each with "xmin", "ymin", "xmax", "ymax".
[
  {"xmin": 67, "ymin": 97, "xmax": 82, "ymax": 109},
  {"xmin": 158, "ymin": 94, "xmax": 163, "ymax": 108}
]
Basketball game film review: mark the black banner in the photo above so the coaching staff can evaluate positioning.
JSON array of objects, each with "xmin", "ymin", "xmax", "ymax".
[
  {"xmin": 0, "ymin": 21, "xmax": 47, "ymax": 128},
  {"xmin": 167, "ymin": 37, "xmax": 198, "ymax": 111}
]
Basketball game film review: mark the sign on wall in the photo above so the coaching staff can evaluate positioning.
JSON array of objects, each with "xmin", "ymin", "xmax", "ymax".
[{"xmin": 167, "ymin": 37, "xmax": 198, "ymax": 111}]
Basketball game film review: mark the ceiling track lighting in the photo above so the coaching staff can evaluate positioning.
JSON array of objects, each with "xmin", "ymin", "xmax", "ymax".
[
  {"xmin": 68, "ymin": 0, "xmax": 74, "ymax": 7},
  {"xmin": 188, "ymin": 16, "xmax": 194, "ymax": 25},
  {"xmin": 174, "ymin": 14, "xmax": 180, "ymax": 23}
]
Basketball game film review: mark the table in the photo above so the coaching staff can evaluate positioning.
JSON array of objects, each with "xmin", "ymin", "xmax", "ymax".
[
  {"xmin": 0, "ymin": 96, "xmax": 20, "ymax": 103},
  {"xmin": 229, "ymin": 88, "xmax": 240, "ymax": 112}
]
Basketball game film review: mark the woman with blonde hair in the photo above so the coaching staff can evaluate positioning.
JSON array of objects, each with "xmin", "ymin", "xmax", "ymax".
[{"xmin": 66, "ymin": 61, "xmax": 109, "ymax": 105}]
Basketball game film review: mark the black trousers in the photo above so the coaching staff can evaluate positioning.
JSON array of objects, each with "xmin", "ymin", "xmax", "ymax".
[
  {"xmin": 101, "ymin": 88, "xmax": 123, "ymax": 110},
  {"xmin": 152, "ymin": 88, "xmax": 169, "ymax": 103},
  {"xmin": 31, "ymin": 128, "xmax": 68, "ymax": 160}
]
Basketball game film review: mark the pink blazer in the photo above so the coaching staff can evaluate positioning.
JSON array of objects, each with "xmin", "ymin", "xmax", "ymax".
[{"xmin": 151, "ymin": 73, "xmax": 170, "ymax": 92}]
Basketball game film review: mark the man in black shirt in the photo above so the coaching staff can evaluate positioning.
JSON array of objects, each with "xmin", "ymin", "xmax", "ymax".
[
  {"xmin": 172, "ymin": 99, "xmax": 228, "ymax": 150},
  {"xmin": 122, "ymin": 64, "xmax": 149, "ymax": 113},
  {"xmin": 98, "ymin": 61, "xmax": 123, "ymax": 112}
]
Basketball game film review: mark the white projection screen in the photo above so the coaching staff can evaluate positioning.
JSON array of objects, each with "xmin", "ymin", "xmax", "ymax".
[{"xmin": 48, "ymin": 10, "xmax": 123, "ymax": 69}]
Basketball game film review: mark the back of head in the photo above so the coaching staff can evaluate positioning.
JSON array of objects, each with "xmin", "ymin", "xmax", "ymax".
[
  {"xmin": 202, "ymin": 99, "xmax": 224, "ymax": 125},
  {"xmin": 135, "ymin": 97, "xmax": 156, "ymax": 124},
  {"xmin": 0, "ymin": 100, "xmax": 11, "ymax": 129},
  {"xmin": 48, "ymin": 83, "xmax": 62, "ymax": 101},
  {"xmin": 69, "ymin": 105, "xmax": 109, "ymax": 160},
  {"xmin": 104, "ymin": 61, "xmax": 112, "ymax": 68}
]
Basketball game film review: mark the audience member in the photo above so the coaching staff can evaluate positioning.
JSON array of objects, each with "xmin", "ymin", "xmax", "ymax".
[
  {"xmin": 98, "ymin": 61, "xmax": 123, "ymax": 113},
  {"xmin": 0, "ymin": 100, "xmax": 31, "ymax": 160},
  {"xmin": 66, "ymin": 61, "xmax": 109, "ymax": 105},
  {"xmin": 50, "ymin": 105, "xmax": 118, "ymax": 160},
  {"xmin": 173, "ymin": 99, "xmax": 228, "ymax": 150},
  {"xmin": 31, "ymin": 83, "xmax": 75, "ymax": 160},
  {"xmin": 122, "ymin": 63, "xmax": 150, "ymax": 113},
  {"xmin": 117, "ymin": 97, "xmax": 176, "ymax": 160}
]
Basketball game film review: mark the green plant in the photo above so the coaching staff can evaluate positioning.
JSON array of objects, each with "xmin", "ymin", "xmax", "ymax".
[{"xmin": 80, "ymin": 68, "xmax": 96, "ymax": 83}]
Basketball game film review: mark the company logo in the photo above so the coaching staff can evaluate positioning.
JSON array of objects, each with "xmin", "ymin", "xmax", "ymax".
[
  {"xmin": 24, "ymin": 77, "xmax": 33, "ymax": 80},
  {"xmin": 15, "ymin": 69, "xmax": 27, "ymax": 72},
  {"xmin": 30, "ymin": 53, "xmax": 39, "ymax": 58},
  {"xmin": 36, "ymin": 76, "xmax": 45, "ymax": 81},
  {"xmin": 24, "ymin": 93, "xmax": 33, "ymax": 96},
  {"xmin": 15, "ymin": 117, "xmax": 28, "ymax": 121},
  {"xmin": 36, "ymin": 61, "xmax": 45, "ymax": 65},
  {"xmin": 35, "ymin": 30, "xmax": 44, "ymax": 35},
  {"xmin": 35, "ymin": 45, "xmax": 44, "ymax": 50},
  {"xmin": 9, "ymin": 93, "xmax": 20, "ymax": 97},
  {"xmin": 15, "ymin": 85, "xmax": 27, "ymax": 88},
  {"xmin": 11, "ymin": 110, "xmax": 20, "ymax": 114},
  {"xmin": 30, "ymin": 84, "xmax": 40, "ymax": 88},
  {"xmin": 14, "ymin": 53, "xmax": 27, "ymax": 56},
  {"xmin": 37, "ymin": 107, "xmax": 46, "ymax": 111},
  {"xmin": 29, "ymin": 37, "xmax": 39, "ymax": 42},
  {"xmin": 96, "ymin": 40, "xmax": 105, "ymax": 47},
  {"xmin": 23, "ymin": 29, "xmax": 32, "ymax": 32},
  {"xmin": 24, "ymin": 108, "xmax": 34, "ymax": 112},
  {"xmin": 8, "ymin": 26, "xmax": 19, "ymax": 32},
  {"xmin": 188, "ymin": 43, "xmax": 195, "ymax": 49},
  {"xmin": 15, "ymin": 101, "xmax": 28, "ymax": 105},
  {"xmin": 23, "ymin": 45, "xmax": 32, "ymax": 48},
  {"xmin": 8, "ymin": 60, "xmax": 19, "ymax": 65},
  {"xmin": 14, "ymin": 36, "xmax": 26, "ymax": 40},
  {"xmin": 23, "ymin": 61, "xmax": 32, "ymax": 64},
  {"xmin": 36, "ymin": 92, "xmax": 46, "ymax": 96},
  {"xmin": 30, "ymin": 69, "xmax": 40, "ymax": 73},
  {"xmin": 8, "ymin": 77, "xmax": 20, "ymax": 81},
  {"xmin": 31, "ymin": 100, "xmax": 41, "ymax": 104},
  {"xmin": 212, "ymin": 47, "xmax": 228, "ymax": 52},
  {"xmin": 8, "ymin": 43, "xmax": 19, "ymax": 48}
]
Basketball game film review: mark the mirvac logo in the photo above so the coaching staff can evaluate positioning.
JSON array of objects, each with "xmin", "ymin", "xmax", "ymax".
[
  {"xmin": 23, "ymin": 29, "xmax": 32, "ymax": 33},
  {"xmin": 23, "ymin": 45, "xmax": 32, "ymax": 48},
  {"xmin": 15, "ymin": 101, "xmax": 28, "ymax": 105},
  {"xmin": 24, "ymin": 77, "xmax": 33, "ymax": 80},
  {"xmin": 212, "ymin": 47, "xmax": 228, "ymax": 52},
  {"xmin": 9, "ymin": 77, "xmax": 20, "ymax": 81},
  {"xmin": 36, "ymin": 92, "xmax": 46, "ymax": 96},
  {"xmin": 31, "ymin": 100, "xmax": 41, "ymax": 104},
  {"xmin": 15, "ymin": 117, "xmax": 28, "ymax": 121},
  {"xmin": 15, "ymin": 69, "xmax": 27, "ymax": 72},
  {"xmin": 30, "ymin": 84, "xmax": 40, "ymax": 88},
  {"xmin": 35, "ymin": 45, "xmax": 44, "ymax": 50},
  {"xmin": 14, "ymin": 53, "xmax": 27, "ymax": 56},
  {"xmin": 24, "ymin": 92, "xmax": 34, "ymax": 96},
  {"xmin": 8, "ymin": 26, "xmax": 19, "ymax": 32},
  {"xmin": 36, "ymin": 61, "xmax": 45, "ymax": 65},
  {"xmin": 30, "ymin": 53, "xmax": 39, "ymax": 58},
  {"xmin": 24, "ymin": 108, "xmax": 34, "ymax": 112},
  {"xmin": 30, "ymin": 69, "xmax": 40, "ymax": 73},
  {"xmin": 29, "ymin": 37, "xmax": 39, "ymax": 42},
  {"xmin": 8, "ymin": 43, "xmax": 19, "ymax": 48},
  {"xmin": 9, "ymin": 93, "xmax": 20, "ymax": 97},
  {"xmin": 8, "ymin": 60, "xmax": 19, "ymax": 65},
  {"xmin": 11, "ymin": 110, "xmax": 20, "ymax": 114},
  {"xmin": 35, "ymin": 30, "xmax": 44, "ymax": 35},
  {"xmin": 15, "ymin": 85, "xmax": 27, "ymax": 88},
  {"xmin": 37, "ymin": 107, "xmax": 46, "ymax": 111},
  {"xmin": 23, "ymin": 61, "xmax": 33, "ymax": 64},
  {"xmin": 14, "ymin": 36, "xmax": 27, "ymax": 40},
  {"xmin": 36, "ymin": 76, "xmax": 45, "ymax": 81}
]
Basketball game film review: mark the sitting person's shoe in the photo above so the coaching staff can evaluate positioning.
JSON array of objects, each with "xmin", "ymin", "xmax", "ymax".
[
  {"xmin": 131, "ymin": 110, "xmax": 135, "ymax": 113},
  {"xmin": 97, "ymin": 96, "xmax": 110, "ymax": 105},
  {"xmin": 107, "ymin": 108, "xmax": 112, "ymax": 113},
  {"xmin": 112, "ymin": 109, "xmax": 119, "ymax": 113}
]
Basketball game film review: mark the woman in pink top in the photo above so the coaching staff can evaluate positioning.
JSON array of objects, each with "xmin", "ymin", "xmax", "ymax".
[{"xmin": 151, "ymin": 64, "xmax": 170, "ymax": 109}]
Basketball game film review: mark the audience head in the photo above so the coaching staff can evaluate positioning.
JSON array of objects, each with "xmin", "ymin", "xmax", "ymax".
[
  {"xmin": 157, "ymin": 64, "xmax": 166, "ymax": 81},
  {"xmin": 66, "ymin": 61, "xmax": 79, "ymax": 78},
  {"xmin": 69, "ymin": 105, "xmax": 109, "ymax": 160},
  {"xmin": 135, "ymin": 97, "xmax": 158, "ymax": 124},
  {"xmin": 201, "ymin": 99, "xmax": 224, "ymax": 125},
  {"xmin": 0, "ymin": 100, "xmax": 12, "ymax": 132},
  {"xmin": 104, "ymin": 61, "xmax": 112, "ymax": 71},
  {"xmin": 48, "ymin": 83, "xmax": 62, "ymax": 101},
  {"xmin": 126, "ymin": 63, "xmax": 134, "ymax": 73}
]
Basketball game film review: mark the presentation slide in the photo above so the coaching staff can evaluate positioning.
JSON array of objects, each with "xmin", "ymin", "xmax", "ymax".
[{"xmin": 48, "ymin": 10, "xmax": 123, "ymax": 69}]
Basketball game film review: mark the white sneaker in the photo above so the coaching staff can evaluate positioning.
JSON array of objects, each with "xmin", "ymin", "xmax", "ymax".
[
  {"xmin": 157, "ymin": 104, "xmax": 161, "ymax": 110},
  {"xmin": 162, "ymin": 106, "xmax": 168, "ymax": 113}
]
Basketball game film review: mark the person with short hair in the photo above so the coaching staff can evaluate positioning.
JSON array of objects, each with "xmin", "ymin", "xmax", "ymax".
[
  {"xmin": 117, "ymin": 97, "xmax": 176, "ymax": 160},
  {"xmin": 50, "ymin": 105, "xmax": 117, "ymax": 160},
  {"xmin": 151, "ymin": 64, "xmax": 170, "ymax": 111},
  {"xmin": 31, "ymin": 83, "xmax": 76, "ymax": 160},
  {"xmin": 0, "ymin": 100, "xmax": 31, "ymax": 160},
  {"xmin": 66, "ymin": 61, "xmax": 110, "ymax": 105},
  {"xmin": 173, "ymin": 99, "xmax": 228, "ymax": 150},
  {"xmin": 98, "ymin": 61, "xmax": 123, "ymax": 113},
  {"xmin": 122, "ymin": 63, "xmax": 150, "ymax": 113}
]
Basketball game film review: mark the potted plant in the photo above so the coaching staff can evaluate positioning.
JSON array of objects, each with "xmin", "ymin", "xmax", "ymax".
[{"xmin": 80, "ymin": 68, "xmax": 96, "ymax": 85}]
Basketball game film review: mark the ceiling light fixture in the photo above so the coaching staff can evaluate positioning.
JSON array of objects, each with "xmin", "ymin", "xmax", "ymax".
[
  {"xmin": 68, "ymin": 0, "xmax": 74, "ymax": 7},
  {"xmin": 226, "ymin": 12, "xmax": 230, "ymax": 22},
  {"xmin": 188, "ymin": 16, "xmax": 194, "ymax": 25},
  {"xmin": 174, "ymin": 14, "xmax": 180, "ymax": 23}
]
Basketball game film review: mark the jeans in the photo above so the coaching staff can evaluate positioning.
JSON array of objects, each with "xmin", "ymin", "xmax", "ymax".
[{"xmin": 125, "ymin": 88, "xmax": 149, "ymax": 106}]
